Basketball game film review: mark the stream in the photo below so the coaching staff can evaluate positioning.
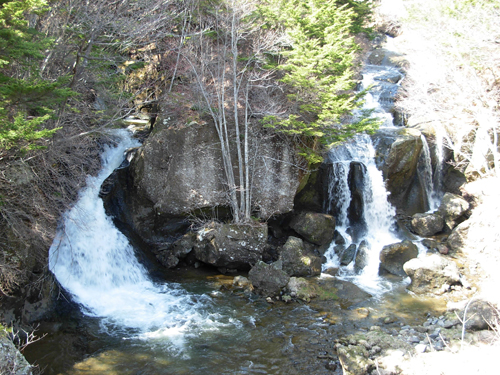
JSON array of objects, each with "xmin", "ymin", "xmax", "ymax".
[{"xmin": 24, "ymin": 38, "xmax": 447, "ymax": 375}]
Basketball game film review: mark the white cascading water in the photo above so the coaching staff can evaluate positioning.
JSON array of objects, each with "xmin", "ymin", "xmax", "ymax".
[
  {"xmin": 322, "ymin": 56, "xmax": 404, "ymax": 294},
  {"xmin": 323, "ymin": 134, "xmax": 400, "ymax": 294},
  {"xmin": 418, "ymin": 134, "xmax": 438, "ymax": 211},
  {"xmin": 49, "ymin": 129, "xmax": 224, "ymax": 345}
]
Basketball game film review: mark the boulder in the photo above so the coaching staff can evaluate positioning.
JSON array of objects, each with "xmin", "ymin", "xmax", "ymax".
[
  {"xmin": 410, "ymin": 212, "xmax": 444, "ymax": 236},
  {"xmin": 403, "ymin": 254, "xmax": 461, "ymax": 294},
  {"xmin": 347, "ymin": 162, "xmax": 367, "ymax": 224},
  {"xmin": 337, "ymin": 345, "xmax": 373, "ymax": 375},
  {"xmin": 248, "ymin": 261, "xmax": 290, "ymax": 297},
  {"xmin": 354, "ymin": 240, "xmax": 370, "ymax": 271},
  {"xmin": 280, "ymin": 236, "xmax": 322, "ymax": 277},
  {"xmin": 289, "ymin": 211, "xmax": 336, "ymax": 246},
  {"xmin": 119, "ymin": 122, "xmax": 299, "ymax": 243},
  {"xmin": 372, "ymin": 128, "xmax": 424, "ymax": 214},
  {"xmin": 447, "ymin": 299, "xmax": 499, "ymax": 331},
  {"xmin": 193, "ymin": 222, "xmax": 267, "ymax": 270},
  {"xmin": 438, "ymin": 192, "xmax": 469, "ymax": 230},
  {"xmin": 447, "ymin": 220, "xmax": 470, "ymax": 253},
  {"xmin": 379, "ymin": 240, "xmax": 418, "ymax": 276},
  {"xmin": 340, "ymin": 244, "xmax": 357, "ymax": 266},
  {"xmin": 285, "ymin": 277, "xmax": 318, "ymax": 301}
]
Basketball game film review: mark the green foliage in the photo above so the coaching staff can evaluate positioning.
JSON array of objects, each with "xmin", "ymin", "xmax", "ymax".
[
  {"xmin": 261, "ymin": 0, "xmax": 378, "ymax": 161},
  {"xmin": 0, "ymin": 0, "xmax": 73, "ymax": 153}
]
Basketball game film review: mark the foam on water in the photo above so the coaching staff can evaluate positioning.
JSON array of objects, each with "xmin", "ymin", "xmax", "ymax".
[{"xmin": 48, "ymin": 130, "xmax": 227, "ymax": 346}]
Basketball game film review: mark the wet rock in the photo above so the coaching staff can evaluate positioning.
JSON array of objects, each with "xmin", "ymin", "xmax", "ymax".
[
  {"xmin": 248, "ymin": 261, "xmax": 289, "ymax": 297},
  {"xmin": 194, "ymin": 222, "xmax": 267, "ymax": 270},
  {"xmin": 348, "ymin": 162, "xmax": 367, "ymax": 224},
  {"xmin": 438, "ymin": 193, "xmax": 470, "ymax": 230},
  {"xmin": 410, "ymin": 212, "xmax": 444, "ymax": 236},
  {"xmin": 337, "ymin": 345, "xmax": 373, "ymax": 375},
  {"xmin": 403, "ymin": 254, "xmax": 461, "ymax": 294},
  {"xmin": 280, "ymin": 236, "xmax": 322, "ymax": 277},
  {"xmin": 447, "ymin": 299, "xmax": 499, "ymax": 331},
  {"xmin": 322, "ymin": 279, "xmax": 371, "ymax": 307},
  {"xmin": 233, "ymin": 276, "xmax": 251, "ymax": 289},
  {"xmin": 323, "ymin": 267, "xmax": 339, "ymax": 276},
  {"xmin": 156, "ymin": 232, "xmax": 196, "ymax": 268},
  {"xmin": 333, "ymin": 230, "xmax": 347, "ymax": 245},
  {"xmin": 340, "ymin": 244, "xmax": 357, "ymax": 266},
  {"xmin": 289, "ymin": 211, "xmax": 336, "ymax": 246},
  {"xmin": 379, "ymin": 240, "xmax": 418, "ymax": 276},
  {"xmin": 286, "ymin": 277, "xmax": 318, "ymax": 301},
  {"xmin": 354, "ymin": 240, "xmax": 369, "ymax": 271}
]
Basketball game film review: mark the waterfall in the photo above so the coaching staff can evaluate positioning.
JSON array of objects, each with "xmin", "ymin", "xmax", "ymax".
[
  {"xmin": 418, "ymin": 135, "xmax": 437, "ymax": 211},
  {"xmin": 49, "ymin": 130, "xmax": 219, "ymax": 342},
  {"xmin": 323, "ymin": 134, "xmax": 399, "ymax": 293}
]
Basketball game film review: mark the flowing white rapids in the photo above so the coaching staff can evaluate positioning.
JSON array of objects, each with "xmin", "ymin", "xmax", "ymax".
[
  {"xmin": 323, "ymin": 135, "xmax": 400, "ymax": 294},
  {"xmin": 49, "ymin": 130, "xmax": 225, "ymax": 344}
]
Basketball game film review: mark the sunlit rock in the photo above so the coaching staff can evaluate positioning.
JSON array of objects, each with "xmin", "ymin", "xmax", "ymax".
[
  {"xmin": 379, "ymin": 240, "xmax": 418, "ymax": 276},
  {"xmin": 280, "ymin": 236, "xmax": 322, "ymax": 277},
  {"xmin": 289, "ymin": 211, "xmax": 336, "ymax": 246},
  {"xmin": 403, "ymin": 254, "xmax": 461, "ymax": 294},
  {"xmin": 410, "ymin": 212, "xmax": 444, "ymax": 236}
]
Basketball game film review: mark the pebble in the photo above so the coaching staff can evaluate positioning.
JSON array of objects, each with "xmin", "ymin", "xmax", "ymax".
[{"xmin": 415, "ymin": 344, "xmax": 427, "ymax": 353}]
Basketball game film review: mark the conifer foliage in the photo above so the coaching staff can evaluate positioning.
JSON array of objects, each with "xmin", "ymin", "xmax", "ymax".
[
  {"xmin": 262, "ymin": 0, "xmax": 378, "ymax": 161},
  {"xmin": 0, "ymin": 0, "xmax": 74, "ymax": 153}
]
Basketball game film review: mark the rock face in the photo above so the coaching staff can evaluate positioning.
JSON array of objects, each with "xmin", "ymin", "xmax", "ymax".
[
  {"xmin": 372, "ymin": 128, "xmax": 424, "ymax": 214},
  {"xmin": 193, "ymin": 223, "xmax": 268, "ymax": 270},
  {"xmin": 438, "ymin": 192, "xmax": 469, "ymax": 230},
  {"xmin": 289, "ymin": 211, "xmax": 335, "ymax": 246},
  {"xmin": 0, "ymin": 334, "xmax": 32, "ymax": 375},
  {"xmin": 379, "ymin": 240, "xmax": 419, "ymax": 276},
  {"xmin": 403, "ymin": 254, "xmax": 461, "ymax": 294},
  {"xmin": 119, "ymin": 122, "xmax": 299, "ymax": 243},
  {"xmin": 410, "ymin": 212, "xmax": 444, "ymax": 236},
  {"xmin": 248, "ymin": 261, "xmax": 290, "ymax": 297},
  {"xmin": 280, "ymin": 236, "xmax": 322, "ymax": 277}
]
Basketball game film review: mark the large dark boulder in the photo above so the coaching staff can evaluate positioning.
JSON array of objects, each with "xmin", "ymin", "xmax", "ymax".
[
  {"xmin": 403, "ymin": 254, "xmax": 461, "ymax": 294},
  {"xmin": 347, "ymin": 161, "xmax": 367, "ymax": 224},
  {"xmin": 410, "ymin": 212, "xmax": 444, "ymax": 237},
  {"xmin": 289, "ymin": 211, "xmax": 336, "ymax": 246},
  {"xmin": 372, "ymin": 128, "xmax": 424, "ymax": 215},
  {"xmin": 116, "ymin": 122, "xmax": 299, "ymax": 244},
  {"xmin": 379, "ymin": 240, "xmax": 418, "ymax": 276},
  {"xmin": 193, "ymin": 222, "xmax": 267, "ymax": 270},
  {"xmin": 248, "ymin": 261, "xmax": 290, "ymax": 297},
  {"xmin": 280, "ymin": 236, "xmax": 322, "ymax": 277},
  {"xmin": 340, "ymin": 244, "xmax": 357, "ymax": 266}
]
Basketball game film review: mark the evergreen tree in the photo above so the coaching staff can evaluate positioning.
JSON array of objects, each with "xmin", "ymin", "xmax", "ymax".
[
  {"xmin": 262, "ymin": 0, "xmax": 378, "ymax": 161},
  {"xmin": 0, "ymin": 0, "xmax": 73, "ymax": 153}
]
